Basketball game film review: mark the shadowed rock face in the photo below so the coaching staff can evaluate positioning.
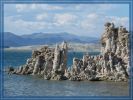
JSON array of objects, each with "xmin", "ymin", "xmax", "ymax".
[
  {"xmin": 7, "ymin": 42, "xmax": 68, "ymax": 80},
  {"xmin": 7, "ymin": 22, "xmax": 130, "ymax": 82},
  {"xmin": 68, "ymin": 22, "xmax": 130, "ymax": 81}
]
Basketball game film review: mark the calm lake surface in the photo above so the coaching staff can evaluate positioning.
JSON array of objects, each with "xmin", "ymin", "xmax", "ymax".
[{"xmin": 3, "ymin": 50, "xmax": 129, "ymax": 96}]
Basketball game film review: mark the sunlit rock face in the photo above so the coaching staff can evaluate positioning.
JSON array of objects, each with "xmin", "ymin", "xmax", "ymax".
[
  {"xmin": 53, "ymin": 41, "xmax": 68, "ymax": 73},
  {"xmin": 7, "ymin": 22, "xmax": 130, "ymax": 82},
  {"xmin": 101, "ymin": 22, "xmax": 130, "ymax": 76},
  {"xmin": 101, "ymin": 22, "xmax": 130, "ymax": 81},
  {"xmin": 7, "ymin": 42, "xmax": 68, "ymax": 80},
  {"xmin": 69, "ymin": 22, "xmax": 130, "ymax": 81},
  {"xmin": 51, "ymin": 41, "xmax": 68, "ymax": 80}
]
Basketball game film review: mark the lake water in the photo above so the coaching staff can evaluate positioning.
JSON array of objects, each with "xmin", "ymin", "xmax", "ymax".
[{"xmin": 3, "ymin": 50, "xmax": 129, "ymax": 96}]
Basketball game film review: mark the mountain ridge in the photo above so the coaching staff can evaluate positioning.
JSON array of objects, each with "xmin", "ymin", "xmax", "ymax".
[{"xmin": 4, "ymin": 32, "xmax": 99, "ymax": 47}]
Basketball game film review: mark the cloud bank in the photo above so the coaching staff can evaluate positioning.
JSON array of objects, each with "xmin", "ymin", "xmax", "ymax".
[{"xmin": 4, "ymin": 4, "xmax": 129, "ymax": 37}]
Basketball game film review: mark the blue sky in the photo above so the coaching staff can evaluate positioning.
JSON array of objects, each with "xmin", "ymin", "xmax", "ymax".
[{"xmin": 4, "ymin": 4, "xmax": 129, "ymax": 37}]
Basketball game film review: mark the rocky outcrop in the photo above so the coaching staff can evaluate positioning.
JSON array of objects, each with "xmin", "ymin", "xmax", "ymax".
[
  {"xmin": 7, "ymin": 42, "xmax": 68, "ymax": 80},
  {"xmin": 7, "ymin": 22, "xmax": 130, "ymax": 82},
  {"xmin": 100, "ymin": 22, "xmax": 130, "ymax": 81},
  {"xmin": 68, "ymin": 22, "xmax": 130, "ymax": 81}
]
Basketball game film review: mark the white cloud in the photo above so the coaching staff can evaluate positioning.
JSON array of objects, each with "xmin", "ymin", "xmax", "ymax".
[
  {"xmin": 87, "ymin": 13, "xmax": 99, "ymax": 21},
  {"xmin": 80, "ymin": 13, "xmax": 129, "ymax": 36},
  {"xmin": 98, "ymin": 4, "xmax": 116, "ymax": 11},
  {"xmin": 16, "ymin": 4, "xmax": 28, "ymax": 12},
  {"xmin": 54, "ymin": 13, "xmax": 77, "ymax": 26},
  {"xmin": 4, "ymin": 16, "xmax": 49, "ymax": 34},
  {"xmin": 4, "ymin": 13, "xmax": 129, "ymax": 37},
  {"xmin": 36, "ymin": 13, "xmax": 48, "ymax": 21},
  {"xmin": 105, "ymin": 16, "xmax": 129, "ymax": 28},
  {"xmin": 81, "ymin": 13, "xmax": 103, "ymax": 29},
  {"xmin": 15, "ymin": 4, "xmax": 63, "ymax": 12},
  {"xmin": 30, "ymin": 4, "xmax": 37, "ymax": 10},
  {"xmin": 39, "ymin": 4, "xmax": 63, "ymax": 10},
  {"xmin": 4, "ymin": 4, "xmax": 129, "ymax": 37},
  {"xmin": 75, "ymin": 4, "xmax": 116, "ymax": 12}
]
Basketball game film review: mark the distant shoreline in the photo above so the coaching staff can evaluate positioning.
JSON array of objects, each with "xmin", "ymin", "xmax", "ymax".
[
  {"xmin": 4, "ymin": 46, "xmax": 41, "ymax": 51},
  {"xmin": 4, "ymin": 46, "xmax": 101, "ymax": 53},
  {"xmin": 4, "ymin": 43, "xmax": 101, "ymax": 52}
]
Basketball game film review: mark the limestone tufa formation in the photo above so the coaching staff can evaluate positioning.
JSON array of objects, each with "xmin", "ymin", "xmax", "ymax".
[
  {"xmin": 7, "ymin": 42, "xmax": 68, "ymax": 80},
  {"xmin": 68, "ymin": 22, "xmax": 130, "ymax": 81},
  {"xmin": 7, "ymin": 22, "xmax": 130, "ymax": 82}
]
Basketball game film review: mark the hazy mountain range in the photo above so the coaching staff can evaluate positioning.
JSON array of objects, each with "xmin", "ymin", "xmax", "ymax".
[{"xmin": 4, "ymin": 32, "xmax": 99, "ymax": 47}]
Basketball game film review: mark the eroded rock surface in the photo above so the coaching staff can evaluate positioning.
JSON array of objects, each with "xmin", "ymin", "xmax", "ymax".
[
  {"xmin": 68, "ymin": 22, "xmax": 130, "ymax": 81},
  {"xmin": 7, "ymin": 42, "xmax": 68, "ymax": 80},
  {"xmin": 7, "ymin": 22, "xmax": 130, "ymax": 82}
]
